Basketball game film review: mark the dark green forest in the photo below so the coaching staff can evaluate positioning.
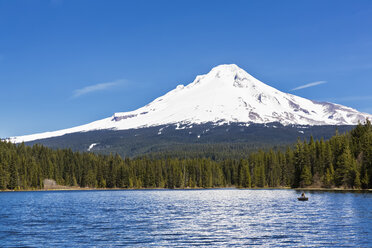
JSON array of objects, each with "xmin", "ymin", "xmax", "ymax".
[
  {"xmin": 1, "ymin": 121, "xmax": 371, "ymax": 190},
  {"xmin": 24, "ymin": 122, "xmax": 354, "ymax": 158}
]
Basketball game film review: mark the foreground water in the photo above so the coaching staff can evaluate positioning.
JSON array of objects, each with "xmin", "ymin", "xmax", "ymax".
[{"xmin": 0, "ymin": 189, "xmax": 371, "ymax": 247}]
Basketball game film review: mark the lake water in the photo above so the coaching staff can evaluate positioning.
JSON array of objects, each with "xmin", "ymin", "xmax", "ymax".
[{"xmin": 0, "ymin": 189, "xmax": 371, "ymax": 247}]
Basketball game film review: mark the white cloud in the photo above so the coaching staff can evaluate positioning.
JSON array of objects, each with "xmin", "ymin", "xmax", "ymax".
[
  {"xmin": 291, "ymin": 81, "xmax": 327, "ymax": 91},
  {"xmin": 72, "ymin": 79, "xmax": 126, "ymax": 98}
]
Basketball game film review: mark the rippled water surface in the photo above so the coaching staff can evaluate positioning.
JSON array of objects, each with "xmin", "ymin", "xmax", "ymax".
[{"xmin": 0, "ymin": 189, "xmax": 371, "ymax": 247}]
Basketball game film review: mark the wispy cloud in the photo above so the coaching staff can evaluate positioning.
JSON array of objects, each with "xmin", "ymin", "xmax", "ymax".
[
  {"xmin": 291, "ymin": 81, "xmax": 327, "ymax": 91},
  {"xmin": 72, "ymin": 79, "xmax": 126, "ymax": 98}
]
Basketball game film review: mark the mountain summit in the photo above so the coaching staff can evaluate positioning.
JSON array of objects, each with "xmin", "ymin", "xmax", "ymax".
[{"xmin": 10, "ymin": 64, "xmax": 372, "ymax": 143}]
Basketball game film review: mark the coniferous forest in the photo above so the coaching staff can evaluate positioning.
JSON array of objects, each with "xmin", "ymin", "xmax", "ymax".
[{"xmin": 0, "ymin": 121, "xmax": 371, "ymax": 190}]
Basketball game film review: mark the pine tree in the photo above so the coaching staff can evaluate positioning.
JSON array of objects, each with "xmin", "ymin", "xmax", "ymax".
[
  {"xmin": 0, "ymin": 163, "xmax": 7, "ymax": 189},
  {"xmin": 300, "ymin": 165, "xmax": 312, "ymax": 187},
  {"xmin": 239, "ymin": 160, "xmax": 251, "ymax": 188},
  {"xmin": 323, "ymin": 163, "xmax": 335, "ymax": 188},
  {"xmin": 8, "ymin": 160, "xmax": 19, "ymax": 190},
  {"xmin": 361, "ymin": 168, "xmax": 369, "ymax": 189},
  {"xmin": 334, "ymin": 143, "xmax": 354, "ymax": 187}
]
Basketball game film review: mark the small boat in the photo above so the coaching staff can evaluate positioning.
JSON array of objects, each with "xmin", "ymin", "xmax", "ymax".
[
  {"xmin": 297, "ymin": 197, "xmax": 308, "ymax": 201},
  {"xmin": 298, "ymin": 192, "xmax": 308, "ymax": 201}
]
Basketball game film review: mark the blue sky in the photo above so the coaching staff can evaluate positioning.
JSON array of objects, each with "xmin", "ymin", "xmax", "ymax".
[{"xmin": 1, "ymin": 0, "xmax": 372, "ymax": 138}]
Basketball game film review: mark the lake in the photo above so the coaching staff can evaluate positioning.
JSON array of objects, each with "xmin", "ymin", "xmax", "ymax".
[{"xmin": 0, "ymin": 189, "xmax": 371, "ymax": 247}]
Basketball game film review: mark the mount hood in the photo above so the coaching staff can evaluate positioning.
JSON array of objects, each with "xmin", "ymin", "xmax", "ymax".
[{"xmin": 10, "ymin": 64, "xmax": 372, "ymax": 143}]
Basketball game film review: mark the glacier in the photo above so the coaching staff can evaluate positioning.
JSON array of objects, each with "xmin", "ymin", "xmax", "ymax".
[{"xmin": 9, "ymin": 64, "xmax": 372, "ymax": 143}]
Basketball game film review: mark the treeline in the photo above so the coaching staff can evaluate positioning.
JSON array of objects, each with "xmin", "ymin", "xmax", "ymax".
[
  {"xmin": 0, "ymin": 121, "xmax": 371, "ymax": 190},
  {"xmin": 144, "ymin": 143, "xmax": 287, "ymax": 161}
]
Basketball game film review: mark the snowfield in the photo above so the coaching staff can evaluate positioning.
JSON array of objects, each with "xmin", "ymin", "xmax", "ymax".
[{"xmin": 9, "ymin": 64, "xmax": 372, "ymax": 143}]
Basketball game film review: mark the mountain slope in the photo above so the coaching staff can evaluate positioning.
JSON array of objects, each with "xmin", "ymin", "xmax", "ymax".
[
  {"xmin": 22, "ymin": 123, "xmax": 355, "ymax": 158},
  {"xmin": 9, "ymin": 64, "xmax": 372, "ymax": 143}
]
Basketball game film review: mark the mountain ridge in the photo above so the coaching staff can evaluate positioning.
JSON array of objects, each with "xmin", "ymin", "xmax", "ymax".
[{"xmin": 9, "ymin": 64, "xmax": 372, "ymax": 143}]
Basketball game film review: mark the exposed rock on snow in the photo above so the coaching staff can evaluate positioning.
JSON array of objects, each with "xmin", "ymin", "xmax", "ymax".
[{"xmin": 10, "ymin": 64, "xmax": 372, "ymax": 143}]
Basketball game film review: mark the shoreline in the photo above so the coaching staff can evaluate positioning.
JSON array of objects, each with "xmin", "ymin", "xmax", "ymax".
[{"xmin": 1, "ymin": 186, "xmax": 371, "ymax": 193}]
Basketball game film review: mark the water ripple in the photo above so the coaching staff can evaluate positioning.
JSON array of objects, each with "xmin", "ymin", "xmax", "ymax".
[{"xmin": 0, "ymin": 189, "xmax": 371, "ymax": 247}]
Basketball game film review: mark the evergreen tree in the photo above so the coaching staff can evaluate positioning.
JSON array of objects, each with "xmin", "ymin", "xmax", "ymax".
[
  {"xmin": 239, "ymin": 160, "xmax": 251, "ymax": 188},
  {"xmin": 335, "ymin": 143, "xmax": 354, "ymax": 187},
  {"xmin": 300, "ymin": 165, "xmax": 312, "ymax": 187},
  {"xmin": 8, "ymin": 160, "xmax": 19, "ymax": 190}
]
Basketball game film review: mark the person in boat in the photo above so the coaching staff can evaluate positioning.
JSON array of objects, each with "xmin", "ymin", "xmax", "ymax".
[{"xmin": 301, "ymin": 192, "xmax": 306, "ymax": 198}]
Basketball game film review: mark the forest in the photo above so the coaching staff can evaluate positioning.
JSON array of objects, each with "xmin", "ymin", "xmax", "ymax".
[{"xmin": 0, "ymin": 121, "xmax": 371, "ymax": 190}]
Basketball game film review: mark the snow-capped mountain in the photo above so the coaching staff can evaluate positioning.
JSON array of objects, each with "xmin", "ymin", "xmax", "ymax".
[{"xmin": 10, "ymin": 64, "xmax": 372, "ymax": 143}]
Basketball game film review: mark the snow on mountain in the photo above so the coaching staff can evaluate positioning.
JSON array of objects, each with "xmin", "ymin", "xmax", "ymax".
[{"xmin": 9, "ymin": 64, "xmax": 372, "ymax": 143}]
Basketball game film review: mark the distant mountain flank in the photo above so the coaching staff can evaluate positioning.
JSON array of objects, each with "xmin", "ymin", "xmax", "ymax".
[
  {"xmin": 9, "ymin": 64, "xmax": 372, "ymax": 144},
  {"xmin": 21, "ymin": 122, "xmax": 355, "ymax": 158}
]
